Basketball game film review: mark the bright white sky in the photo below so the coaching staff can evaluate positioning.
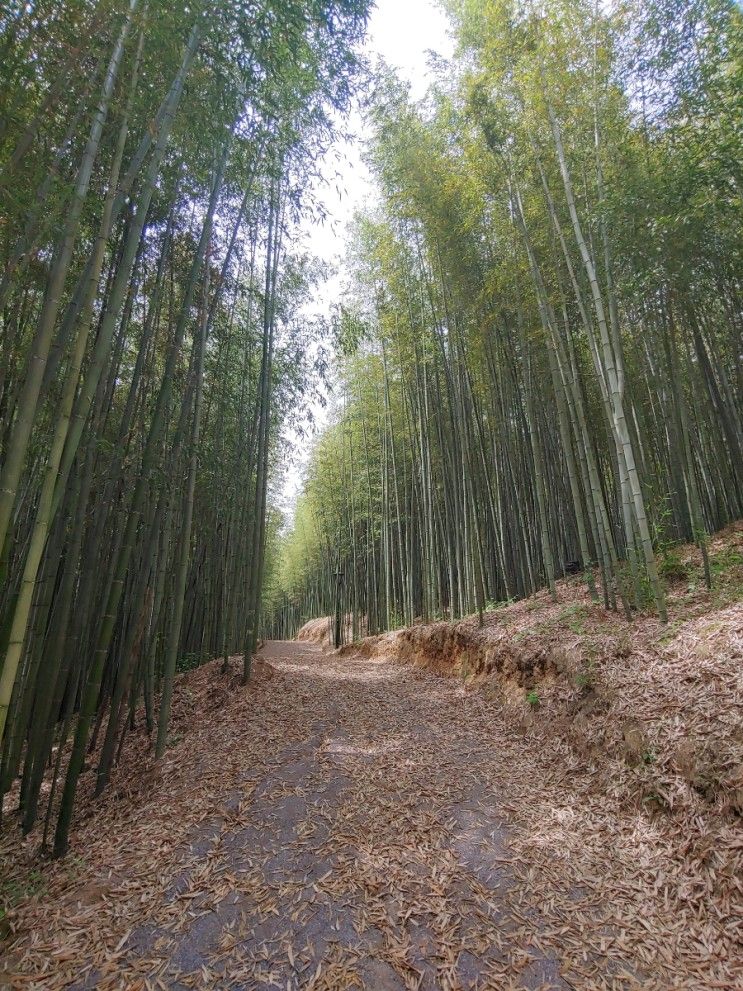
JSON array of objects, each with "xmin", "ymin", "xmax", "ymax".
[
  {"xmin": 305, "ymin": 0, "xmax": 455, "ymax": 270},
  {"xmin": 280, "ymin": 0, "xmax": 454, "ymax": 515}
]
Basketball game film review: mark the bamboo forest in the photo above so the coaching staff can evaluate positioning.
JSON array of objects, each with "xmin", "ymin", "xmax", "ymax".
[
  {"xmin": 266, "ymin": 0, "xmax": 743, "ymax": 640},
  {"xmin": 1, "ymin": 1, "xmax": 742, "ymax": 989}
]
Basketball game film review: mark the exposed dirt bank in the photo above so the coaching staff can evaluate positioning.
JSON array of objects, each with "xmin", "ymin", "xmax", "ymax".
[
  {"xmin": 296, "ymin": 615, "xmax": 333, "ymax": 647},
  {"xmin": 385, "ymin": 524, "xmax": 743, "ymax": 824}
]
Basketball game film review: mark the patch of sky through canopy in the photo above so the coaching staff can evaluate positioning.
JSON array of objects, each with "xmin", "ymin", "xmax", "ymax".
[{"xmin": 279, "ymin": 0, "xmax": 455, "ymax": 513}]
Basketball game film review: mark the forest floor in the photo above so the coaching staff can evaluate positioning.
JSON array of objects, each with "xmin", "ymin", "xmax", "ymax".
[{"xmin": 2, "ymin": 528, "xmax": 742, "ymax": 990}]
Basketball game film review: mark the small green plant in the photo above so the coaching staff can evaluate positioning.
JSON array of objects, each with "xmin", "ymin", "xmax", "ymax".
[
  {"xmin": 636, "ymin": 571, "xmax": 657, "ymax": 610},
  {"xmin": 1, "ymin": 867, "xmax": 47, "ymax": 914},
  {"xmin": 650, "ymin": 498, "xmax": 675, "ymax": 557},
  {"xmin": 657, "ymin": 619, "xmax": 681, "ymax": 645},
  {"xmin": 176, "ymin": 652, "xmax": 200, "ymax": 673},
  {"xmin": 615, "ymin": 560, "xmax": 645, "ymax": 610},
  {"xmin": 710, "ymin": 547, "xmax": 743, "ymax": 577},
  {"xmin": 558, "ymin": 603, "xmax": 589, "ymax": 635},
  {"xmin": 574, "ymin": 661, "xmax": 595, "ymax": 692},
  {"xmin": 642, "ymin": 747, "xmax": 656, "ymax": 765},
  {"xmin": 658, "ymin": 548, "xmax": 688, "ymax": 582},
  {"xmin": 486, "ymin": 597, "xmax": 515, "ymax": 611},
  {"xmin": 526, "ymin": 688, "xmax": 540, "ymax": 707},
  {"xmin": 64, "ymin": 853, "xmax": 87, "ymax": 879}
]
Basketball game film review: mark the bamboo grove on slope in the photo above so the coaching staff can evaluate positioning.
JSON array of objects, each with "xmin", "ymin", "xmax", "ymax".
[
  {"xmin": 0, "ymin": 0, "xmax": 370, "ymax": 855},
  {"xmin": 264, "ymin": 0, "xmax": 743, "ymax": 643}
]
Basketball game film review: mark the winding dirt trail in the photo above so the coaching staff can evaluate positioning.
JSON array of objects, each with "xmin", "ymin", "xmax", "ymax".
[
  {"xmin": 98, "ymin": 640, "xmax": 629, "ymax": 991},
  {"xmin": 109, "ymin": 639, "xmax": 572, "ymax": 991},
  {"xmin": 8, "ymin": 637, "xmax": 732, "ymax": 990}
]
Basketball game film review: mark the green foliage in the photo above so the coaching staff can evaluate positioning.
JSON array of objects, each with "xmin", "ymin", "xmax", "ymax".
[
  {"xmin": 0, "ymin": 0, "xmax": 375, "ymax": 849},
  {"xmin": 486, "ymin": 598, "xmax": 515, "ymax": 611},
  {"xmin": 616, "ymin": 561, "xmax": 655, "ymax": 612},
  {"xmin": 658, "ymin": 549, "xmax": 689, "ymax": 582},
  {"xmin": 526, "ymin": 688, "xmax": 540, "ymax": 708},
  {"xmin": 265, "ymin": 0, "xmax": 742, "ymax": 645},
  {"xmin": 657, "ymin": 620, "xmax": 682, "ymax": 645},
  {"xmin": 558, "ymin": 603, "xmax": 590, "ymax": 636},
  {"xmin": 651, "ymin": 502, "xmax": 690, "ymax": 582},
  {"xmin": 642, "ymin": 790, "xmax": 669, "ymax": 813},
  {"xmin": 0, "ymin": 868, "xmax": 47, "ymax": 915},
  {"xmin": 176, "ymin": 653, "xmax": 201, "ymax": 674},
  {"xmin": 710, "ymin": 547, "xmax": 743, "ymax": 577},
  {"xmin": 574, "ymin": 660, "xmax": 596, "ymax": 692}
]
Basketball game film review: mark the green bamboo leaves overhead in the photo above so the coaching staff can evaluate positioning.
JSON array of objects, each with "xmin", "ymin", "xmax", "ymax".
[
  {"xmin": 0, "ymin": 0, "xmax": 370, "ymax": 854},
  {"xmin": 265, "ymin": 0, "xmax": 742, "ymax": 642}
]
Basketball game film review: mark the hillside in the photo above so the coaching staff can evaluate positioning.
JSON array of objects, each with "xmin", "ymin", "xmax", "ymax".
[{"xmin": 385, "ymin": 524, "xmax": 743, "ymax": 827}]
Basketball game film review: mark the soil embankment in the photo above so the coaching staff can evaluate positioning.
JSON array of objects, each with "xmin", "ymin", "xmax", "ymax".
[{"xmin": 385, "ymin": 525, "xmax": 743, "ymax": 825}]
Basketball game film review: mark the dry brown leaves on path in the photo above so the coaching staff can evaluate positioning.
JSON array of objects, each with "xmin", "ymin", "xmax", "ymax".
[{"xmin": 2, "ymin": 614, "xmax": 742, "ymax": 990}]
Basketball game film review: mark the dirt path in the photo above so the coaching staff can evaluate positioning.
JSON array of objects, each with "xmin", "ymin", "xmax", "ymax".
[
  {"xmin": 90, "ymin": 640, "xmax": 631, "ymax": 991},
  {"xmin": 134, "ymin": 639, "xmax": 572, "ymax": 991},
  {"xmin": 7, "ymin": 638, "xmax": 728, "ymax": 990}
]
